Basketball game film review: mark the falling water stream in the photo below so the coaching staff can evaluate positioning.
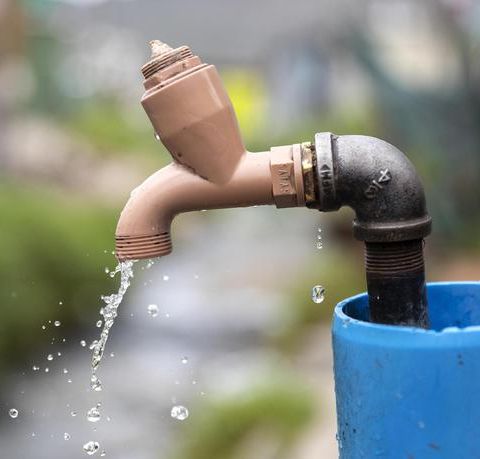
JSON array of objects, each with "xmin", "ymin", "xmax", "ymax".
[
  {"xmin": 83, "ymin": 260, "xmax": 135, "ymax": 455},
  {"xmin": 0, "ymin": 209, "xmax": 333, "ymax": 457},
  {"xmin": 90, "ymin": 260, "xmax": 135, "ymax": 392}
]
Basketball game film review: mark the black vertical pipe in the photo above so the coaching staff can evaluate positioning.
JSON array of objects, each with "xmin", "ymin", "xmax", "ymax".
[{"xmin": 365, "ymin": 239, "xmax": 428, "ymax": 327}]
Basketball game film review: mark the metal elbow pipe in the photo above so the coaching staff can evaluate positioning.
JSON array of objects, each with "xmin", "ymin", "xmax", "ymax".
[
  {"xmin": 306, "ymin": 133, "xmax": 432, "ymax": 326},
  {"xmin": 115, "ymin": 40, "xmax": 432, "ymax": 327}
]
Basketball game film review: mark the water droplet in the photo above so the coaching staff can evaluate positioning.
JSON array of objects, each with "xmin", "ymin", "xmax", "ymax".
[
  {"xmin": 181, "ymin": 356, "xmax": 188, "ymax": 364},
  {"xmin": 162, "ymin": 275, "xmax": 169, "ymax": 281},
  {"xmin": 64, "ymin": 432, "xmax": 71, "ymax": 441},
  {"xmin": 70, "ymin": 411, "xmax": 77, "ymax": 417},
  {"xmin": 90, "ymin": 375, "xmax": 102, "ymax": 392},
  {"xmin": 336, "ymin": 433, "xmax": 343, "ymax": 450},
  {"xmin": 147, "ymin": 304, "xmax": 159, "ymax": 318},
  {"xmin": 104, "ymin": 267, "xmax": 110, "ymax": 274},
  {"xmin": 32, "ymin": 365, "xmax": 39, "ymax": 371},
  {"xmin": 57, "ymin": 352, "xmax": 62, "ymax": 357},
  {"xmin": 41, "ymin": 325, "xmax": 46, "ymax": 330},
  {"xmin": 47, "ymin": 354, "xmax": 53, "ymax": 361},
  {"xmin": 170, "ymin": 405, "xmax": 189, "ymax": 421},
  {"xmin": 54, "ymin": 320, "xmax": 61, "ymax": 327},
  {"xmin": 96, "ymin": 320, "xmax": 102, "ymax": 328},
  {"xmin": 311, "ymin": 285, "xmax": 326, "ymax": 304},
  {"xmin": 67, "ymin": 379, "xmax": 72, "ymax": 383},
  {"xmin": 100, "ymin": 452, "xmax": 106, "ymax": 457},
  {"xmin": 59, "ymin": 301, "xmax": 63, "ymax": 305},
  {"xmin": 45, "ymin": 368, "xmax": 49, "ymax": 373},
  {"xmin": 89, "ymin": 340, "xmax": 98, "ymax": 350},
  {"xmin": 83, "ymin": 440, "xmax": 100, "ymax": 455},
  {"xmin": 110, "ymin": 352, "xmax": 115, "ymax": 357},
  {"xmin": 146, "ymin": 260, "xmax": 155, "ymax": 269},
  {"xmin": 154, "ymin": 132, "xmax": 161, "ymax": 141},
  {"xmin": 316, "ymin": 227, "xmax": 323, "ymax": 249},
  {"xmin": 80, "ymin": 340, "xmax": 87, "ymax": 347},
  {"xmin": 63, "ymin": 368, "xmax": 68, "ymax": 374},
  {"xmin": 87, "ymin": 404, "xmax": 101, "ymax": 423},
  {"xmin": 8, "ymin": 408, "xmax": 18, "ymax": 419}
]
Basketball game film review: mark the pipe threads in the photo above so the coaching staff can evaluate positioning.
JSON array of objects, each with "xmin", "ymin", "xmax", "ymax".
[
  {"xmin": 115, "ymin": 233, "xmax": 172, "ymax": 260},
  {"xmin": 365, "ymin": 239, "xmax": 425, "ymax": 276},
  {"xmin": 365, "ymin": 239, "xmax": 428, "ymax": 327},
  {"xmin": 141, "ymin": 46, "xmax": 194, "ymax": 79}
]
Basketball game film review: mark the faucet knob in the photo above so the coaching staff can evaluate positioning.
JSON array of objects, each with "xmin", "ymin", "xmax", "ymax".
[
  {"xmin": 149, "ymin": 40, "xmax": 173, "ymax": 58},
  {"xmin": 141, "ymin": 40, "xmax": 194, "ymax": 80}
]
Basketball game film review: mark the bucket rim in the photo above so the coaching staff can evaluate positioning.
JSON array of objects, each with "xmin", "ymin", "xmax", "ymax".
[{"xmin": 334, "ymin": 281, "xmax": 480, "ymax": 341}]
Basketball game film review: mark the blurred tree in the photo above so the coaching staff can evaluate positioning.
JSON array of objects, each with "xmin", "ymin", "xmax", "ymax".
[
  {"xmin": 0, "ymin": 181, "xmax": 118, "ymax": 385},
  {"xmin": 349, "ymin": 3, "xmax": 480, "ymax": 246},
  {"xmin": 170, "ymin": 376, "xmax": 314, "ymax": 459}
]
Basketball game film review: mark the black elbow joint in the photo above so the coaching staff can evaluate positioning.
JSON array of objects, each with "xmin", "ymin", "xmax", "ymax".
[{"xmin": 310, "ymin": 133, "xmax": 432, "ymax": 327}]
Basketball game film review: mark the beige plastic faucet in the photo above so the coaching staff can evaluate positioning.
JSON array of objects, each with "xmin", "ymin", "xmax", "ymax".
[
  {"xmin": 115, "ymin": 41, "xmax": 307, "ymax": 260},
  {"xmin": 115, "ymin": 40, "xmax": 432, "ymax": 327}
]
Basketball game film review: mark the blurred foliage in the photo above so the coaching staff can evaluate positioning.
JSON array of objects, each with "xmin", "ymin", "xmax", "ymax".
[
  {"xmin": 63, "ymin": 99, "xmax": 169, "ymax": 164},
  {"xmin": 277, "ymin": 242, "xmax": 365, "ymax": 351},
  {"xmin": 350, "ymin": 25, "xmax": 480, "ymax": 244},
  {"xmin": 246, "ymin": 106, "xmax": 383, "ymax": 153},
  {"xmin": 27, "ymin": 31, "xmax": 63, "ymax": 114},
  {"xmin": 0, "ymin": 180, "xmax": 118, "ymax": 381},
  {"xmin": 170, "ymin": 375, "xmax": 315, "ymax": 459},
  {"xmin": 222, "ymin": 68, "xmax": 268, "ymax": 139}
]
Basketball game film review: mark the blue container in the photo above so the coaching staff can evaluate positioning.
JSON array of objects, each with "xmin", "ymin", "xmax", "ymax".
[{"xmin": 332, "ymin": 282, "xmax": 480, "ymax": 459}]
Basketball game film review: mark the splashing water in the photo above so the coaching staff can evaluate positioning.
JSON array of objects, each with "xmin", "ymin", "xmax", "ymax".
[
  {"xmin": 87, "ymin": 403, "xmax": 101, "ymax": 423},
  {"xmin": 83, "ymin": 441, "xmax": 100, "ymax": 455},
  {"xmin": 90, "ymin": 261, "xmax": 135, "ymax": 392},
  {"xmin": 171, "ymin": 405, "xmax": 189, "ymax": 421},
  {"xmin": 147, "ymin": 304, "xmax": 159, "ymax": 317}
]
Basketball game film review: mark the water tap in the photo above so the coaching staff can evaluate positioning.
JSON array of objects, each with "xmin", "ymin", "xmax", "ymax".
[{"xmin": 115, "ymin": 41, "xmax": 432, "ymax": 327}]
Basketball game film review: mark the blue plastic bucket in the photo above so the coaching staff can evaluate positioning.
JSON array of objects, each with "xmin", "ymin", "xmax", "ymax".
[{"xmin": 332, "ymin": 282, "xmax": 480, "ymax": 459}]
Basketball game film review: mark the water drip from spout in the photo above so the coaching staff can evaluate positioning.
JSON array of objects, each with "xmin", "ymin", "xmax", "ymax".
[{"xmin": 90, "ymin": 260, "xmax": 135, "ymax": 392}]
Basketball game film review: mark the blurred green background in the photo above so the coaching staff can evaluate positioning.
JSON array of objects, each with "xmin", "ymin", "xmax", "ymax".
[{"xmin": 0, "ymin": 0, "xmax": 479, "ymax": 457}]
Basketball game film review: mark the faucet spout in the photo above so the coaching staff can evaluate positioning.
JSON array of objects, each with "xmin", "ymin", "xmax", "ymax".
[{"xmin": 115, "ymin": 152, "xmax": 275, "ymax": 260}]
